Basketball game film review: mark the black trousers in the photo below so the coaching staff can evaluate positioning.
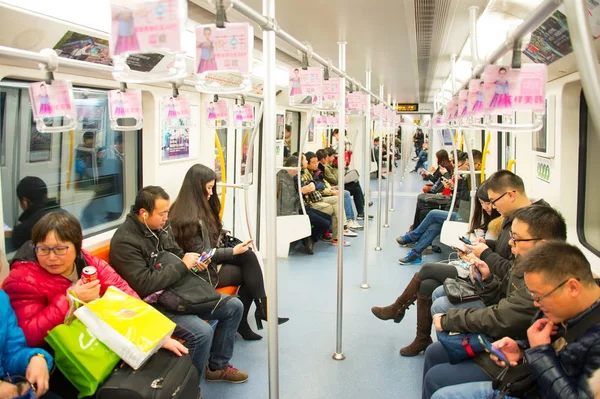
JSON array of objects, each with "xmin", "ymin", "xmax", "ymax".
[
  {"xmin": 217, "ymin": 250, "xmax": 266, "ymax": 299},
  {"xmin": 417, "ymin": 263, "xmax": 459, "ymax": 297},
  {"xmin": 306, "ymin": 207, "xmax": 332, "ymax": 241},
  {"xmin": 344, "ymin": 181, "xmax": 365, "ymax": 215}
]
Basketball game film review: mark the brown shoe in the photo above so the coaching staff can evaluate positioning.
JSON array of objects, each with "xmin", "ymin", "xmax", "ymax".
[
  {"xmin": 371, "ymin": 273, "xmax": 421, "ymax": 323},
  {"xmin": 400, "ymin": 293, "xmax": 433, "ymax": 357},
  {"xmin": 206, "ymin": 365, "xmax": 249, "ymax": 384}
]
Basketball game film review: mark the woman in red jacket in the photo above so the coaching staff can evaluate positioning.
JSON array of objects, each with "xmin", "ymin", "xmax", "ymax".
[{"xmin": 3, "ymin": 211, "xmax": 187, "ymax": 398}]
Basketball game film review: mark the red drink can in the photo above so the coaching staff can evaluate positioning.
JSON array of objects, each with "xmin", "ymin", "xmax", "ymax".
[{"xmin": 81, "ymin": 266, "xmax": 98, "ymax": 284}]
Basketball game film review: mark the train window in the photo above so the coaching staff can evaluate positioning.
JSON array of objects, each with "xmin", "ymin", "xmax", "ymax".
[
  {"xmin": 577, "ymin": 91, "xmax": 600, "ymax": 256},
  {"xmin": 1, "ymin": 81, "xmax": 141, "ymax": 255}
]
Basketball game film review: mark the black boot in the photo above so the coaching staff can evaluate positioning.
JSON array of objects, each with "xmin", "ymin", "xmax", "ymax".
[
  {"xmin": 254, "ymin": 298, "xmax": 290, "ymax": 330},
  {"xmin": 237, "ymin": 286, "xmax": 262, "ymax": 341},
  {"xmin": 303, "ymin": 237, "xmax": 314, "ymax": 255}
]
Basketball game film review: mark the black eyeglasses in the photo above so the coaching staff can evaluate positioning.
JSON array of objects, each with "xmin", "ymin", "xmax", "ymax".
[
  {"xmin": 526, "ymin": 278, "xmax": 578, "ymax": 303},
  {"xmin": 490, "ymin": 190, "xmax": 515, "ymax": 206},
  {"xmin": 34, "ymin": 245, "xmax": 70, "ymax": 256},
  {"xmin": 509, "ymin": 231, "xmax": 541, "ymax": 244}
]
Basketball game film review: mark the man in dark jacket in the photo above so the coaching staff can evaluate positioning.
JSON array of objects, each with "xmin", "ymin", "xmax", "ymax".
[
  {"xmin": 109, "ymin": 186, "xmax": 248, "ymax": 387},
  {"xmin": 421, "ymin": 205, "xmax": 568, "ymax": 399},
  {"xmin": 429, "ymin": 241, "xmax": 600, "ymax": 399},
  {"xmin": 8, "ymin": 177, "xmax": 61, "ymax": 251}
]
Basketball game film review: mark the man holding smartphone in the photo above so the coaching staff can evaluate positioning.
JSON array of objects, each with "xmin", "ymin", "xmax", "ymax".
[{"xmin": 430, "ymin": 241, "xmax": 600, "ymax": 399}]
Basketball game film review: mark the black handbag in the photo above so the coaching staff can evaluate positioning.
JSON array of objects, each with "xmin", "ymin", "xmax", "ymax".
[
  {"xmin": 96, "ymin": 350, "xmax": 200, "ymax": 399},
  {"xmin": 219, "ymin": 230, "xmax": 244, "ymax": 249},
  {"xmin": 155, "ymin": 252, "xmax": 227, "ymax": 314},
  {"xmin": 443, "ymin": 277, "xmax": 480, "ymax": 304}
]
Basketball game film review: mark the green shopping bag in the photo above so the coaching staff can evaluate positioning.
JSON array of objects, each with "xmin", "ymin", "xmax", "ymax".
[{"xmin": 45, "ymin": 319, "xmax": 120, "ymax": 398}]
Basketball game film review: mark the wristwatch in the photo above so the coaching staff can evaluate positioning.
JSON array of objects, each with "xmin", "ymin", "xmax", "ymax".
[{"xmin": 31, "ymin": 353, "xmax": 46, "ymax": 361}]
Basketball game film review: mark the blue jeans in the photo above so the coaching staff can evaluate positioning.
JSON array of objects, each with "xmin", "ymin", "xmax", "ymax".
[
  {"xmin": 408, "ymin": 210, "xmax": 456, "ymax": 255},
  {"xmin": 430, "ymin": 285, "xmax": 486, "ymax": 315},
  {"xmin": 343, "ymin": 190, "xmax": 355, "ymax": 220},
  {"xmin": 422, "ymin": 342, "xmax": 491, "ymax": 399},
  {"xmin": 431, "ymin": 381, "xmax": 517, "ymax": 399},
  {"xmin": 161, "ymin": 295, "xmax": 243, "ymax": 376}
]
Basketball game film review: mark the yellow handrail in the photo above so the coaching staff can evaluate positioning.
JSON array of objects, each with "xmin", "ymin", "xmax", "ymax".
[
  {"xmin": 215, "ymin": 132, "xmax": 227, "ymax": 219},
  {"xmin": 481, "ymin": 131, "xmax": 491, "ymax": 183},
  {"xmin": 507, "ymin": 159, "xmax": 517, "ymax": 172}
]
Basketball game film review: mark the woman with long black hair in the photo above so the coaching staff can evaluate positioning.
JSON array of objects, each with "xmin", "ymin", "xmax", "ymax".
[{"xmin": 170, "ymin": 164, "xmax": 288, "ymax": 341}]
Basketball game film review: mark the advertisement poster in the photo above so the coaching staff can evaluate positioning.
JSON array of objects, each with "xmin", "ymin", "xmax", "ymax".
[
  {"xmin": 276, "ymin": 114, "xmax": 285, "ymax": 140},
  {"xmin": 108, "ymin": 89, "xmax": 143, "ymax": 121},
  {"xmin": 523, "ymin": 10, "xmax": 572, "ymax": 64},
  {"xmin": 196, "ymin": 23, "xmax": 253, "ymax": 74},
  {"xmin": 110, "ymin": 0, "xmax": 185, "ymax": 56},
  {"xmin": 322, "ymin": 78, "xmax": 341, "ymax": 106},
  {"xmin": 288, "ymin": 67, "xmax": 323, "ymax": 106},
  {"xmin": 347, "ymin": 92, "xmax": 368, "ymax": 114},
  {"xmin": 161, "ymin": 126, "xmax": 190, "ymax": 161},
  {"xmin": 53, "ymin": 31, "xmax": 111, "ymax": 65},
  {"xmin": 29, "ymin": 81, "xmax": 76, "ymax": 120}
]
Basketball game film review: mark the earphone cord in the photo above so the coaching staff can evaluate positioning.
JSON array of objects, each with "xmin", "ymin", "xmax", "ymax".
[{"xmin": 143, "ymin": 216, "xmax": 161, "ymax": 251}]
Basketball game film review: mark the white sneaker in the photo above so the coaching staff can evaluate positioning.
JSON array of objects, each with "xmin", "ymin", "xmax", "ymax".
[
  {"xmin": 347, "ymin": 219, "xmax": 363, "ymax": 230},
  {"xmin": 332, "ymin": 239, "xmax": 351, "ymax": 247},
  {"xmin": 343, "ymin": 229, "xmax": 358, "ymax": 237}
]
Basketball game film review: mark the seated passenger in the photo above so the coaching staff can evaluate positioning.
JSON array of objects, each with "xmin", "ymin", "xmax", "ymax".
[
  {"xmin": 306, "ymin": 151, "xmax": 361, "ymax": 232},
  {"xmin": 411, "ymin": 142, "xmax": 429, "ymax": 173},
  {"xmin": 169, "ymin": 164, "xmax": 288, "ymax": 342},
  {"xmin": 8, "ymin": 176, "xmax": 61, "ymax": 251},
  {"xmin": 371, "ymin": 170, "xmax": 545, "ymax": 357},
  {"xmin": 397, "ymin": 150, "xmax": 483, "ymax": 265},
  {"xmin": 277, "ymin": 155, "xmax": 332, "ymax": 255},
  {"xmin": 320, "ymin": 147, "xmax": 370, "ymax": 221},
  {"xmin": 0, "ymin": 289, "xmax": 56, "ymax": 399},
  {"xmin": 3, "ymin": 211, "xmax": 187, "ymax": 398},
  {"xmin": 430, "ymin": 242, "xmax": 600, "ymax": 399},
  {"xmin": 109, "ymin": 186, "xmax": 248, "ymax": 384},
  {"xmin": 421, "ymin": 205, "xmax": 567, "ymax": 399},
  {"xmin": 300, "ymin": 153, "xmax": 350, "ymax": 246}
]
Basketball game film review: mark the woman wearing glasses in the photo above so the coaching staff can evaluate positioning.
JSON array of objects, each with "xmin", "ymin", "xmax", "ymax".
[{"xmin": 3, "ymin": 211, "xmax": 188, "ymax": 398}]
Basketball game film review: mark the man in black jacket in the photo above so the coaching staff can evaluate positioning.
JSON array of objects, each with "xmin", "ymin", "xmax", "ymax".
[
  {"xmin": 109, "ymin": 186, "xmax": 248, "ymax": 387},
  {"xmin": 428, "ymin": 242, "xmax": 600, "ymax": 399},
  {"xmin": 422, "ymin": 205, "xmax": 567, "ymax": 399}
]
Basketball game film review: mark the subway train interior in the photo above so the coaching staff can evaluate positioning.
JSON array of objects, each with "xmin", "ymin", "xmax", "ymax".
[{"xmin": 0, "ymin": 0, "xmax": 600, "ymax": 398}]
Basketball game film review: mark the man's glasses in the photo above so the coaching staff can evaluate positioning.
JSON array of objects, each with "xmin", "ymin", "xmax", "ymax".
[
  {"xmin": 34, "ymin": 245, "xmax": 70, "ymax": 256},
  {"xmin": 526, "ymin": 278, "xmax": 578, "ymax": 303},
  {"xmin": 509, "ymin": 231, "xmax": 541, "ymax": 244},
  {"xmin": 490, "ymin": 190, "xmax": 515, "ymax": 206}
]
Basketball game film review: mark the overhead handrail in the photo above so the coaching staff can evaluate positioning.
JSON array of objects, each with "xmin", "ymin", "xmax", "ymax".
[
  {"xmin": 452, "ymin": 0, "xmax": 562, "ymax": 96},
  {"xmin": 242, "ymin": 101, "xmax": 264, "ymax": 243},
  {"xmin": 507, "ymin": 159, "xmax": 517, "ymax": 173},
  {"xmin": 564, "ymin": 0, "xmax": 600, "ymax": 133}
]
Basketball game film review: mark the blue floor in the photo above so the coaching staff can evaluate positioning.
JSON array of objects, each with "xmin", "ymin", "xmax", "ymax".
[{"xmin": 203, "ymin": 160, "xmax": 448, "ymax": 399}]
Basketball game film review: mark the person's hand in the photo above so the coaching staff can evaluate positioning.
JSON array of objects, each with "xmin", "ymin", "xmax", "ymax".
[
  {"xmin": 233, "ymin": 240, "xmax": 253, "ymax": 256},
  {"xmin": 26, "ymin": 354, "xmax": 49, "ymax": 396},
  {"xmin": 331, "ymin": 189, "xmax": 339, "ymax": 195},
  {"xmin": 182, "ymin": 252, "xmax": 201, "ymax": 270},
  {"xmin": 0, "ymin": 381, "xmax": 20, "ymax": 398},
  {"xmin": 72, "ymin": 279, "xmax": 101, "ymax": 303},
  {"xmin": 301, "ymin": 183, "xmax": 315, "ymax": 194},
  {"xmin": 433, "ymin": 314, "xmax": 445, "ymax": 332},
  {"xmin": 442, "ymin": 180, "xmax": 453, "ymax": 189},
  {"xmin": 162, "ymin": 338, "xmax": 189, "ymax": 357},
  {"xmin": 472, "ymin": 237, "xmax": 487, "ymax": 244},
  {"xmin": 457, "ymin": 250, "xmax": 475, "ymax": 262},
  {"xmin": 473, "ymin": 259, "xmax": 491, "ymax": 280},
  {"xmin": 527, "ymin": 318, "xmax": 556, "ymax": 348},
  {"xmin": 490, "ymin": 337, "xmax": 523, "ymax": 367},
  {"xmin": 464, "ymin": 242, "xmax": 489, "ymax": 258}
]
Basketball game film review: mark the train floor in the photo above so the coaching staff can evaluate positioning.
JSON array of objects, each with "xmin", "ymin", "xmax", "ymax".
[{"xmin": 203, "ymin": 160, "xmax": 449, "ymax": 399}]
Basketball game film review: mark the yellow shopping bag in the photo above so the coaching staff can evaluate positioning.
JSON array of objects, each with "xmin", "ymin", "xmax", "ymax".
[{"xmin": 75, "ymin": 286, "xmax": 175, "ymax": 369}]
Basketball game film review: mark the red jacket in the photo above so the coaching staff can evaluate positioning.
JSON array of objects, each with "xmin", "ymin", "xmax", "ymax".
[{"xmin": 3, "ymin": 248, "xmax": 139, "ymax": 347}]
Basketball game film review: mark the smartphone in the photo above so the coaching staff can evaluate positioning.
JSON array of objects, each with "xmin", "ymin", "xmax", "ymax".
[
  {"xmin": 477, "ymin": 335, "xmax": 510, "ymax": 365},
  {"xmin": 198, "ymin": 248, "xmax": 216, "ymax": 263},
  {"xmin": 459, "ymin": 235, "xmax": 473, "ymax": 245},
  {"xmin": 470, "ymin": 265, "xmax": 485, "ymax": 289}
]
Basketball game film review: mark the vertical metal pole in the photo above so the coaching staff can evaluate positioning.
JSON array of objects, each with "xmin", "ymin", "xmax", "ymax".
[
  {"xmin": 469, "ymin": 6, "xmax": 480, "ymax": 71},
  {"xmin": 390, "ymin": 101, "xmax": 395, "ymax": 212},
  {"xmin": 383, "ymin": 94, "xmax": 391, "ymax": 228},
  {"xmin": 360, "ymin": 70, "xmax": 372, "ymax": 289},
  {"xmin": 262, "ymin": 0, "xmax": 279, "ymax": 396},
  {"xmin": 375, "ymin": 85, "xmax": 384, "ymax": 251},
  {"xmin": 333, "ymin": 41, "xmax": 347, "ymax": 361}
]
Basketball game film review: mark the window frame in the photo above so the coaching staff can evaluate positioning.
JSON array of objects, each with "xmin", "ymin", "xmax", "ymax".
[{"xmin": 577, "ymin": 89, "xmax": 600, "ymax": 257}]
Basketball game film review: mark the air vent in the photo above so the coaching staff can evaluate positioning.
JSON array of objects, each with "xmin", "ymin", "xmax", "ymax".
[{"xmin": 414, "ymin": 0, "xmax": 452, "ymax": 102}]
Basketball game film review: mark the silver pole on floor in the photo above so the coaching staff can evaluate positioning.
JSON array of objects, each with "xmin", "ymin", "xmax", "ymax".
[
  {"xmin": 333, "ymin": 41, "xmax": 347, "ymax": 361},
  {"xmin": 375, "ymin": 84, "xmax": 384, "ymax": 251},
  {"xmin": 262, "ymin": 0, "xmax": 279, "ymax": 395},
  {"xmin": 383, "ymin": 94, "xmax": 392, "ymax": 228},
  {"xmin": 360, "ymin": 70, "xmax": 372, "ymax": 289},
  {"xmin": 390, "ymin": 102, "xmax": 396, "ymax": 212}
]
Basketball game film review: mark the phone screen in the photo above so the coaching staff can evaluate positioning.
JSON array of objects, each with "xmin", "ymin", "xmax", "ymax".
[
  {"xmin": 478, "ymin": 336, "xmax": 509, "ymax": 364},
  {"xmin": 199, "ymin": 248, "xmax": 216, "ymax": 263}
]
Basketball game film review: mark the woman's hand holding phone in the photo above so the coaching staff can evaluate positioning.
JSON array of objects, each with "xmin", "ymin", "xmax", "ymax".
[{"xmin": 233, "ymin": 240, "xmax": 253, "ymax": 256}]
